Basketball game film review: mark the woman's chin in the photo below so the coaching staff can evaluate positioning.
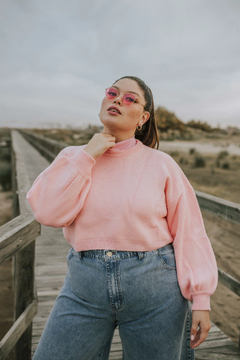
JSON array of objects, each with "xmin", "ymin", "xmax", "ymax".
[{"xmin": 100, "ymin": 117, "xmax": 121, "ymax": 128}]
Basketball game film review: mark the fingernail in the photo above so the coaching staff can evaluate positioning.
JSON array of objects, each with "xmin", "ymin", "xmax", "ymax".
[{"xmin": 191, "ymin": 335, "xmax": 194, "ymax": 341}]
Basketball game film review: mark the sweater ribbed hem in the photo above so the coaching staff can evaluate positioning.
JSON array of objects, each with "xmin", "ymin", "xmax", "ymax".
[
  {"xmin": 191, "ymin": 294, "xmax": 211, "ymax": 311},
  {"xmin": 69, "ymin": 148, "xmax": 96, "ymax": 178}
]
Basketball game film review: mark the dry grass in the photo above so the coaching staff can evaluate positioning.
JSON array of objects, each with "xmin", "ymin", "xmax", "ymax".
[{"xmin": 167, "ymin": 150, "xmax": 240, "ymax": 203}]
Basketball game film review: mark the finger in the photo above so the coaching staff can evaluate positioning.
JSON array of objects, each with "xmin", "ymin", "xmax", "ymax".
[
  {"xmin": 190, "ymin": 328, "xmax": 208, "ymax": 349},
  {"xmin": 190, "ymin": 328, "xmax": 200, "ymax": 343},
  {"xmin": 190, "ymin": 322, "xmax": 199, "ymax": 342}
]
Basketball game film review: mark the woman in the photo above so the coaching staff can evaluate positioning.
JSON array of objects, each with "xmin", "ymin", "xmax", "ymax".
[{"xmin": 27, "ymin": 76, "xmax": 218, "ymax": 360}]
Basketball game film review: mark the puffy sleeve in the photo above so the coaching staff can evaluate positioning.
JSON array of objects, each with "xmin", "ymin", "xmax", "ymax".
[
  {"xmin": 26, "ymin": 146, "xmax": 96, "ymax": 228},
  {"xmin": 164, "ymin": 159, "xmax": 218, "ymax": 311}
]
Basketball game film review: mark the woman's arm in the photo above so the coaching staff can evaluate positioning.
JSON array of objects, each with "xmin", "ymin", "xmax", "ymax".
[
  {"xmin": 166, "ymin": 183, "xmax": 218, "ymax": 310},
  {"xmin": 26, "ymin": 146, "xmax": 96, "ymax": 228}
]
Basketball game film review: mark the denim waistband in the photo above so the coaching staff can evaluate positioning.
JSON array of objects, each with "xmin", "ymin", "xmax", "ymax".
[
  {"xmin": 78, "ymin": 249, "xmax": 146, "ymax": 260},
  {"xmin": 77, "ymin": 243, "xmax": 173, "ymax": 260}
]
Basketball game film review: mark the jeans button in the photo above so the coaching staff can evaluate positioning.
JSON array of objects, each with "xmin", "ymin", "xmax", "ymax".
[{"xmin": 107, "ymin": 251, "xmax": 112, "ymax": 257}]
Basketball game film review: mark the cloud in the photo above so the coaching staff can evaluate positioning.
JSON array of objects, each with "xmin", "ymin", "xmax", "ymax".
[{"xmin": 1, "ymin": 0, "xmax": 240, "ymax": 128}]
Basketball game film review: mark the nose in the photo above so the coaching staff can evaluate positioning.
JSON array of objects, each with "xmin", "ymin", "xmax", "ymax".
[{"xmin": 113, "ymin": 94, "xmax": 122, "ymax": 106}]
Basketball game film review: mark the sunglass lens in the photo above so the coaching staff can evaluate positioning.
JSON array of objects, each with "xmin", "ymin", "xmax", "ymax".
[
  {"xmin": 106, "ymin": 87, "xmax": 118, "ymax": 99},
  {"xmin": 123, "ymin": 94, "xmax": 136, "ymax": 105}
]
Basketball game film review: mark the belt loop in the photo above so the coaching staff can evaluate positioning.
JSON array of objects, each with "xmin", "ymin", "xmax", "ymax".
[
  {"xmin": 78, "ymin": 251, "xmax": 82, "ymax": 260},
  {"xmin": 137, "ymin": 251, "xmax": 144, "ymax": 260}
]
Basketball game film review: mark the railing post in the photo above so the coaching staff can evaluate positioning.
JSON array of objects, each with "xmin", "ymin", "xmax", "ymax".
[{"xmin": 13, "ymin": 240, "xmax": 35, "ymax": 360}]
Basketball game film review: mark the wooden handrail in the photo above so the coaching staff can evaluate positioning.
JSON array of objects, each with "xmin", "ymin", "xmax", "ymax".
[
  {"xmin": 218, "ymin": 268, "xmax": 240, "ymax": 297},
  {"xmin": 0, "ymin": 300, "xmax": 38, "ymax": 360},
  {"xmin": 0, "ymin": 130, "xmax": 41, "ymax": 360},
  {"xmin": 0, "ymin": 215, "xmax": 40, "ymax": 265},
  {"xmin": 195, "ymin": 190, "xmax": 240, "ymax": 226}
]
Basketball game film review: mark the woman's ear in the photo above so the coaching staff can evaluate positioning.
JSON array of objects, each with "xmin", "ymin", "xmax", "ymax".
[{"xmin": 142, "ymin": 111, "xmax": 150, "ymax": 125}]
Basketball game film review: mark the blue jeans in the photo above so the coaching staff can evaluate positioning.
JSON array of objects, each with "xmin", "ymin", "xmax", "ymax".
[{"xmin": 32, "ymin": 243, "xmax": 195, "ymax": 360}]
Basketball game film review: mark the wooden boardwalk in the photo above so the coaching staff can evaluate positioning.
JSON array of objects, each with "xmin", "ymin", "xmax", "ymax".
[{"xmin": 17, "ymin": 131, "xmax": 240, "ymax": 359}]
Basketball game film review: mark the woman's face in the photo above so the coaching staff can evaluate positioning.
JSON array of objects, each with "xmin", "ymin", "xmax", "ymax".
[{"xmin": 99, "ymin": 78, "xmax": 150, "ymax": 135}]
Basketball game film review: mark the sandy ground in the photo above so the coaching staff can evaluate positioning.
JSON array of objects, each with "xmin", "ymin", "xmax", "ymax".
[
  {"xmin": 202, "ymin": 211, "xmax": 240, "ymax": 346},
  {"xmin": 0, "ymin": 190, "xmax": 239, "ymax": 350}
]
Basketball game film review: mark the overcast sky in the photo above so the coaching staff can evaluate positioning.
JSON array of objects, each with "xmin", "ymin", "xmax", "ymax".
[{"xmin": 1, "ymin": 0, "xmax": 240, "ymax": 129}]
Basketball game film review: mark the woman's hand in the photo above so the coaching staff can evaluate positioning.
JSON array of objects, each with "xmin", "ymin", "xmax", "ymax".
[
  {"xmin": 190, "ymin": 310, "xmax": 211, "ymax": 349},
  {"xmin": 83, "ymin": 131, "xmax": 116, "ymax": 160}
]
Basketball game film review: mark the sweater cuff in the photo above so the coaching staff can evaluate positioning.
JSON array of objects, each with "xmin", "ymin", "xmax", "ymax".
[
  {"xmin": 69, "ymin": 148, "xmax": 96, "ymax": 178},
  {"xmin": 191, "ymin": 294, "xmax": 211, "ymax": 311}
]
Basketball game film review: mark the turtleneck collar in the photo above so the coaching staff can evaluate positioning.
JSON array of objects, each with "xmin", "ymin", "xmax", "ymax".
[
  {"xmin": 104, "ymin": 135, "xmax": 142, "ymax": 157},
  {"xmin": 112, "ymin": 135, "xmax": 136, "ymax": 150}
]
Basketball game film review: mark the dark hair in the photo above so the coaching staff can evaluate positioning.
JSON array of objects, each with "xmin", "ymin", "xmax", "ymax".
[{"xmin": 113, "ymin": 76, "xmax": 159, "ymax": 149}]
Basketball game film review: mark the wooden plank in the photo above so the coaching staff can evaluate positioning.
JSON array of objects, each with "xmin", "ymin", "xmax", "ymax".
[
  {"xmin": 218, "ymin": 268, "xmax": 240, "ymax": 296},
  {"xmin": 0, "ymin": 300, "xmax": 37, "ymax": 360},
  {"xmin": 195, "ymin": 190, "xmax": 240, "ymax": 226},
  {"xmin": 14, "ymin": 241, "xmax": 36, "ymax": 360},
  {"xmin": 196, "ymin": 353, "xmax": 240, "ymax": 360},
  {"xmin": 0, "ymin": 215, "xmax": 40, "ymax": 265}
]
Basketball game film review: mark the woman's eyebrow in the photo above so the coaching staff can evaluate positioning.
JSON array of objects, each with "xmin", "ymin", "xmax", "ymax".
[{"xmin": 113, "ymin": 85, "xmax": 140, "ymax": 97}]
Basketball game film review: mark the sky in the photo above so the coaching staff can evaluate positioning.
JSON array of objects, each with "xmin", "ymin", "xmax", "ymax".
[{"xmin": 1, "ymin": 0, "xmax": 240, "ymax": 129}]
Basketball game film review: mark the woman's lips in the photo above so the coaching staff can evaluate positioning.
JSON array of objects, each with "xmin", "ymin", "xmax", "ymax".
[{"xmin": 107, "ymin": 106, "xmax": 122, "ymax": 115}]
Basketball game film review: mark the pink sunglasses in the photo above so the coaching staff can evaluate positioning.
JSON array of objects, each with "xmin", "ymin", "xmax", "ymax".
[{"xmin": 105, "ymin": 87, "xmax": 147, "ymax": 110}]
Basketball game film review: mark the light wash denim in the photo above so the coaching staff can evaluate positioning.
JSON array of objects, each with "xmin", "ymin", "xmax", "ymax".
[{"xmin": 32, "ymin": 243, "xmax": 195, "ymax": 360}]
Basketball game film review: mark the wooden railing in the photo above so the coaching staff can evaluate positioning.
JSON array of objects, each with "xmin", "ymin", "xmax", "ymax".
[{"xmin": 0, "ymin": 131, "xmax": 41, "ymax": 360}]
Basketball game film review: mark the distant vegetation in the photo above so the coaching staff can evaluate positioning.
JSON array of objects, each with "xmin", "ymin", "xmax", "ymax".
[
  {"xmin": 154, "ymin": 106, "xmax": 218, "ymax": 134},
  {"xmin": 155, "ymin": 107, "xmax": 186, "ymax": 133},
  {"xmin": 154, "ymin": 106, "xmax": 240, "ymax": 140},
  {"xmin": 185, "ymin": 119, "xmax": 212, "ymax": 132}
]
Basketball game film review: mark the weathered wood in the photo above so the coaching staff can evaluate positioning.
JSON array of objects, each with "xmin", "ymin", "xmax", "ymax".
[
  {"xmin": 195, "ymin": 190, "xmax": 240, "ymax": 226},
  {"xmin": 19, "ymin": 129, "xmax": 67, "ymax": 163},
  {"xmin": 14, "ymin": 241, "xmax": 35, "ymax": 360},
  {"xmin": 0, "ymin": 130, "xmax": 40, "ymax": 359},
  {"xmin": 218, "ymin": 268, "xmax": 240, "ymax": 296},
  {"xmin": 195, "ymin": 353, "xmax": 240, "ymax": 360},
  {"xmin": 0, "ymin": 215, "xmax": 40, "ymax": 265},
  {"xmin": 0, "ymin": 299, "xmax": 37, "ymax": 360}
]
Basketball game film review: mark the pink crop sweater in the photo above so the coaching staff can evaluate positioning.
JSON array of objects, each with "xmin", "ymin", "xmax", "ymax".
[{"xmin": 26, "ymin": 135, "xmax": 218, "ymax": 311}]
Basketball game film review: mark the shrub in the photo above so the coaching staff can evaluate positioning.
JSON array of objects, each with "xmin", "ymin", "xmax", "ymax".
[
  {"xmin": 221, "ymin": 161, "xmax": 230, "ymax": 169},
  {"xmin": 194, "ymin": 154, "xmax": 206, "ymax": 168},
  {"xmin": 170, "ymin": 151, "xmax": 179, "ymax": 157},
  {"xmin": 0, "ymin": 148, "xmax": 11, "ymax": 162},
  {"xmin": 189, "ymin": 148, "xmax": 196, "ymax": 155},
  {"xmin": 186, "ymin": 120, "xmax": 212, "ymax": 132},
  {"xmin": 217, "ymin": 150, "xmax": 229, "ymax": 160},
  {"xmin": 0, "ymin": 162, "xmax": 11, "ymax": 191}
]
